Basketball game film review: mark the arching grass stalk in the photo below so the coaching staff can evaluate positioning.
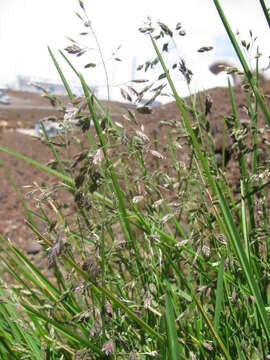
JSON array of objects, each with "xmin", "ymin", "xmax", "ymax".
[
  {"xmin": 0, "ymin": 144, "xmax": 74, "ymax": 188},
  {"xmin": 213, "ymin": 0, "xmax": 270, "ymax": 127},
  {"xmin": 259, "ymin": 0, "xmax": 270, "ymax": 28},
  {"xmin": 79, "ymin": 3, "xmax": 110, "ymax": 102}
]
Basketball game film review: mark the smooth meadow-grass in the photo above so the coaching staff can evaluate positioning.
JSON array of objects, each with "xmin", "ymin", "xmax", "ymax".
[{"xmin": 1, "ymin": 0, "xmax": 270, "ymax": 358}]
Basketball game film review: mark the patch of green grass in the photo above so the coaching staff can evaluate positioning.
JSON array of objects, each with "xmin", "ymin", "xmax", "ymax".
[{"xmin": 1, "ymin": 0, "xmax": 270, "ymax": 358}]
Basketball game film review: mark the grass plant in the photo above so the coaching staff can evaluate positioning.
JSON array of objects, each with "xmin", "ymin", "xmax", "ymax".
[{"xmin": 1, "ymin": 0, "xmax": 270, "ymax": 358}]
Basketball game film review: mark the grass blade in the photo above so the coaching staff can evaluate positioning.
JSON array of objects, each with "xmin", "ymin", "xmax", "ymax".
[
  {"xmin": 22, "ymin": 303, "xmax": 105, "ymax": 357},
  {"xmin": 215, "ymin": 183, "xmax": 270, "ymax": 340},
  {"xmin": 0, "ymin": 144, "xmax": 74, "ymax": 188},
  {"xmin": 213, "ymin": 0, "xmax": 270, "ymax": 127},
  {"xmin": 213, "ymin": 256, "xmax": 224, "ymax": 337},
  {"xmin": 165, "ymin": 292, "xmax": 181, "ymax": 360},
  {"xmin": 48, "ymin": 47, "xmax": 74, "ymax": 100},
  {"xmin": 259, "ymin": 0, "xmax": 270, "ymax": 28}
]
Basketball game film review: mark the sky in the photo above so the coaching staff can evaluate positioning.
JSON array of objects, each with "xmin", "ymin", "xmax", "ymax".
[{"xmin": 0, "ymin": 0, "xmax": 269, "ymax": 102}]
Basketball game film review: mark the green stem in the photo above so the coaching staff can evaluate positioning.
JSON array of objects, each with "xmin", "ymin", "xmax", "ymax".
[{"xmin": 213, "ymin": 0, "xmax": 270, "ymax": 127}]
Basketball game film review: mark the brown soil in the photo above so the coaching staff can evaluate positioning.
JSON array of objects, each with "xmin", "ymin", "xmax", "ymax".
[{"xmin": 1, "ymin": 83, "xmax": 270, "ymax": 262}]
